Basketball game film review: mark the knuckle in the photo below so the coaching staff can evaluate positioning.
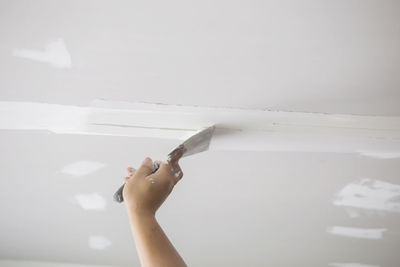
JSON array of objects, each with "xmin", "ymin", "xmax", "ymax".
[{"xmin": 140, "ymin": 165, "xmax": 152, "ymax": 173}]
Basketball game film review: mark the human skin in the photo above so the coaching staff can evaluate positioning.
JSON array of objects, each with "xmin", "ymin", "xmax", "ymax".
[{"xmin": 123, "ymin": 146, "xmax": 187, "ymax": 267}]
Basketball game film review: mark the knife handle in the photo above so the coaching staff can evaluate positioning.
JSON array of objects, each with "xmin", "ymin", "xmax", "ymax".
[{"xmin": 113, "ymin": 161, "xmax": 160, "ymax": 203}]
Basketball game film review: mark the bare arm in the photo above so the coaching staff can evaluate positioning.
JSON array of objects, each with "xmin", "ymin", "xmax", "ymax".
[
  {"xmin": 126, "ymin": 208, "xmax": 186, "ymax": 267},
  {"xmin": 123, "ymin": 147, "xmax": 187, "ymax": 267}
]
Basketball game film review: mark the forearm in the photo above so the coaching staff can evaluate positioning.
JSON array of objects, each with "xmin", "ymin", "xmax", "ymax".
[{"xmin": 127, "ymin": 207, "xmax": 187, "ymax": 267}]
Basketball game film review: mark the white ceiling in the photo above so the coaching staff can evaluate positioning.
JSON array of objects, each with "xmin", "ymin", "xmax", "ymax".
[
  {"xmin": 1, "ymin": 1, "xmax": 400, "ymax": 267},
  {"xmin": 1, "ymin": 130, "xmax": 400, "ymax": 267},
  {"xmin": 1, "ymin": 0, "xmax": 400, "ymax": 115}
]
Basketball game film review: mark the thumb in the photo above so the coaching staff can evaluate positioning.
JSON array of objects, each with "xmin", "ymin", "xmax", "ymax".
[{"xmin": 135, "ymin": 157, "xmax": 154, "ymax": 178}]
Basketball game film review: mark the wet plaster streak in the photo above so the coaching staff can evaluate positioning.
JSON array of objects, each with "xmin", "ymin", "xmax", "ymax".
[{"xmin": 0, "ymin": 100, "xmax": 400, "ymax": 154}]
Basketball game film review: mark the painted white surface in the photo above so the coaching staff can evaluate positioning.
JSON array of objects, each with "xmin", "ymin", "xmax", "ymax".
[
  {"xmin": 1, "ymin": 0, "xmax": 400, "ymax": 115},
  {"xmin": 1, "ymin": 1, "xmax": 400, "ymax": 266},
  {"xmin": 0, "ymin": 260, "xmax": 117, "ymax": 267},
  {"xmin": 1, "ymin": 130, "xmax": 399, "ymax": 266}
]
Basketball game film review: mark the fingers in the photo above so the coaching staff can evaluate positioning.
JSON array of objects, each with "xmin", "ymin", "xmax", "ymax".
[
  {"xmin": 171, "ymin": 164, "xmax": 183, "ymax": 184},
  {"xmin": 152, "ymin": 160, "xmax": 162, "ymax": 173},
  {"xmin": 127, "ymin": 167, "xmax": 136, "ymax": 176},
  {"xmin": 123, "ymin": 156, "xmax": 184, "ymax": 185},
  {"xmin": 135, "ymin": 157, "xmax": 154, "ymax": 178},
  {"xmin": 123, "ymin": 159, "xmax": 161, "ymax": 182},
  {"xmin": 157, "ymin": 161, "xmax": 184, "ymax": 185},
  {"xmin": 124, "ymin": 167, "xmax": 136, "ymax": 181}
]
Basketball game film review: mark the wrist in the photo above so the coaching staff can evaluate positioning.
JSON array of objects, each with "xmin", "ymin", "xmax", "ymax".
[
  {"xmin": 127, "ymin": 207, "xmax": 158, "ymax": 235},
  {"xmin": 126, "ymin": 205, "xmax": 155, "ymax": 220}
]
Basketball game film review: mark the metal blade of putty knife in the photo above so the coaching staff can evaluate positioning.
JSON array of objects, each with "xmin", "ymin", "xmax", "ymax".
[
  {"xmin": 178, "ymin": 125, "xmax": 216, "ymax": 158},
  {"xmin": 113, "ymin": 125, "xmax": 215, "ymax": 203}
]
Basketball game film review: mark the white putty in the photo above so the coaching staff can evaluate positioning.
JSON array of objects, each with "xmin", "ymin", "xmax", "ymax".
[
  {"xmin": 88, "ymin": 235, "xmax": 112, "ymax": 250},
  {"xmin": 1, "ymin": 100, "xmax": 400, "ymax": 154},
  {"xmin": 89, "ymin": 99, "xmax": 400, "ymax": 132},
  {"xmin": 333, "ymin": 178, "xmax": 400, "ymax": 213},
  {"xmin": 13, "ymin": 38, "xmax": 72, "ymax": 68},
  {"xmin": 60, "ymin": 160, "xmax": 105, "ymax": 177},
  {"xmin": 327, "ymin": 226, "xmax": 386, "ymax": 240},
  {"xmin": 72, "ymin": 193, "xmax": 106, "ymax": 210},
  {"xmin": 358, "ymin": 151, "xmax": 400, "ymax": 159}
]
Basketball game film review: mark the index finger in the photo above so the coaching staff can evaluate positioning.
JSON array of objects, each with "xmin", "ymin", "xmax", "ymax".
[{"xmin": 167, "ymin": 144, "xmax": 186, "ymax": 165}]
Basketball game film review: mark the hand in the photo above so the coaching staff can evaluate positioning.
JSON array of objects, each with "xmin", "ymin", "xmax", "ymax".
[{"xmin": 122, "ymin": 146, "xmax": 185, "ymax": 217}]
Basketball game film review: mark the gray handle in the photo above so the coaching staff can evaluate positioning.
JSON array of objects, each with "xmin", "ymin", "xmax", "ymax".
[{"xmin": 113, "ymin": 161, "xmax": 160, "ymax": 203}]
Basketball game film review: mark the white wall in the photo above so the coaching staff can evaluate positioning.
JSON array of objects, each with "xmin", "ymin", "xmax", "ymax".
[{"xmin": 0, "ymin": 260, "xmax": 121, "ymax": 267}]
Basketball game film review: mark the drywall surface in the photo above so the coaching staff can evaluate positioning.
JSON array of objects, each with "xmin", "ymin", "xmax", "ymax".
[
  {"xmin": 0, "ymin": 260, "xmax": 117, "ymax": 267},
  {"xmin": 1, "ymin": 101, "xmax": 399, "ymax": 266},
  {"xmin": 1, "ymin": 0, "xmax": 400, "ymax": 115},
  {"xmin": 1, "ymin": 130, "xmax": 400, "ymax": 266},
  {"xmin": 1, "ymin": 1, "xmax": 400, "ymax": 266}
]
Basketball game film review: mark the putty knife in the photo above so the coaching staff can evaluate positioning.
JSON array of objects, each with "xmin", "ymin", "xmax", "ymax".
[{"xmin": 113, "ymin": 125, "xmax": 216, "ymax": 203}]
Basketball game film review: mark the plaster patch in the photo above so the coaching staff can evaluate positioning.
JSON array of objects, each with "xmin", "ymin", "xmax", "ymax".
[
  {"xmin": 73, "ymin": 193, "xmax": 106, "ymax": 210},
  {"xmin": 358, "ymin": 151, "xmax": 400, "ymax": 159},
  {"xmin": 330, "ymin": 263, "xmax": 380, "ymax": 267},
  {"xmin": 88, "ymin": 235, "xmax": 112, "ymax": 250},
  {"xmin": 60, "ymin": 160, "xmax": 105, "ymax": 176},
  {"xmin": 333, "ymin": 178, "xmax": 400, "ymax": 213},
  {"xmin": 13, "ymin": 38, "xmax": 72, "ymax": 68},
  {"xmin": 327, "ymin": 226, "xmax": 386, "ymax": 240}
]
